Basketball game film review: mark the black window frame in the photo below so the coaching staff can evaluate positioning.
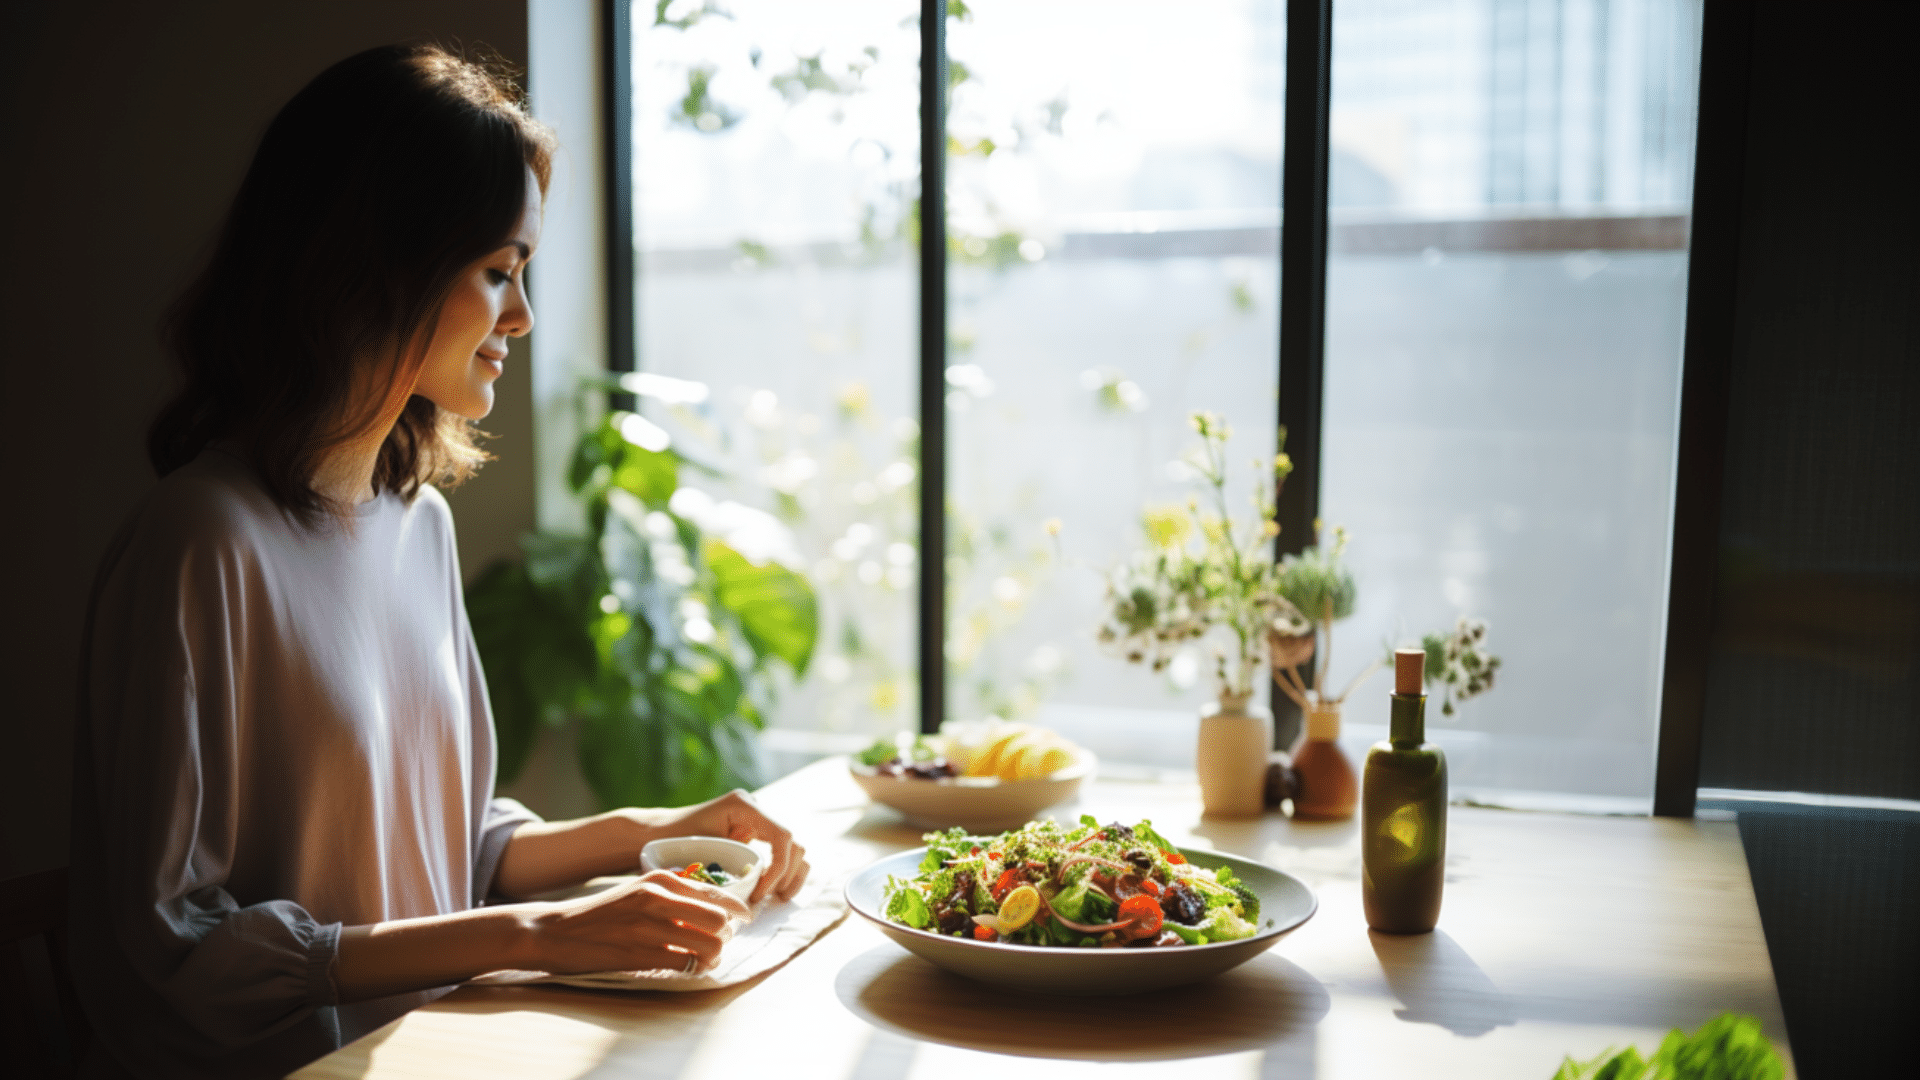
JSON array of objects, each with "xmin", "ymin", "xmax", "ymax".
[{"xmin": 600, "ymin": 0, "xmax": 1725, "ymax": 817}]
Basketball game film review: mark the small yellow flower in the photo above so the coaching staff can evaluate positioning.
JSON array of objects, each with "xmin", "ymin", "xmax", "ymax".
[
  {"xmin": 1142, "ymin": 505, "xmax": 1190, "ymax": 549},
  {"xmin": 1043, "ymin": 517, "xmax": 1063, "ymax": 537},
  {"xmin": 1262, "ymin": 519, "xmax": 1280, "ymax": 538}
]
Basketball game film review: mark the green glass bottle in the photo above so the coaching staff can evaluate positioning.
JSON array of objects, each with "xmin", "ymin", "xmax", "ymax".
[{"xmin": 1362, "ymin": 648, "xmax": 1448, "ymax": 934}]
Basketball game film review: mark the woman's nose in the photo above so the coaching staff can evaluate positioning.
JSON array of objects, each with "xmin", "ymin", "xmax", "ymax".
[{"xmin": 502, "ymin": 280, "xmax": 535, "ymax": 337}]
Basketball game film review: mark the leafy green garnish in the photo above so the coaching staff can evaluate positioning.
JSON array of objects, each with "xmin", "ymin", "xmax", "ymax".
[
  {"xmin": 856, "ymin": 738, "xmax": 898, "ymax": 767},
  {"xmin": 1229, "ymin": 882, "xmax": 1261, "ymax": 923},
  {"xmin": 1134, "ymin": 819, "xmax": 1178, "ymax": 854},
  {"xmin": 882, "ymin": 876, "xmax": 932, "ymax": 929},
  {"xmin": 1550, "ymin": 1013, "xmax": 1783, "ymax": 1080}
]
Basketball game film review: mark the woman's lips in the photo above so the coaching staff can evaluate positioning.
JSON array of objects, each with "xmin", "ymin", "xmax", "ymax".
[{"xmin": 478, "ymin": 352, "xmax": 506, "ymax": 375}]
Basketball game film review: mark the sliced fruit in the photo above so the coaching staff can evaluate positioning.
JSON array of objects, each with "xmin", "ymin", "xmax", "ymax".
[
  {"xmin": 996, "ymin": 885, "xmax": 1041, "ymax": 931},
  {"xmin": 995, "ymin": 735, "xmax": 1036, "ymax": 780},
  {"xmin": 1032, "ymin": 742, "xmax": 1074, "ymax": 777},
  {"xmin": 970, "ymin": 726, "xmax": 1030, "ymax": 778}
]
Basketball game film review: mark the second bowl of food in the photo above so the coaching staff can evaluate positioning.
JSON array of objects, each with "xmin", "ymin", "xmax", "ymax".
[{"xmin": 851, "ymin": 723, "xmax": 1094, "ymax": 833}]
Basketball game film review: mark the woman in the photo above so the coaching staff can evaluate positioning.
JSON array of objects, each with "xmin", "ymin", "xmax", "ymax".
[{"xmin": 70, "ymin": 44, "xmax": 809, "ymax": 1079}]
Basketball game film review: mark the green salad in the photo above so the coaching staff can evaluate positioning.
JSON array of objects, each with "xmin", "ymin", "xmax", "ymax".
[{"xmin": 882, "ymin": 816, "xmax": 1266, "ymax": 948}]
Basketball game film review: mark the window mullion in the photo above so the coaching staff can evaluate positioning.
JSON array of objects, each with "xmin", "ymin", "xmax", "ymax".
[
  {"xmin": 1274, "ymin": 0, "xmax": 1334, "ymax": 748},
  {"xmin": 918, "ymin": 0, "xmax": 948, "ymax": 736}
]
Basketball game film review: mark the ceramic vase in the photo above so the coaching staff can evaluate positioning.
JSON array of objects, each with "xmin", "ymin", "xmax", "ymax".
[
  {"xmin": 1290, "ymin": 702, "xmax": 1357, "ymax": 820},
  {"xmin": 1196, "ymin": 699, "xmax": 1272, "ymax": 818}
]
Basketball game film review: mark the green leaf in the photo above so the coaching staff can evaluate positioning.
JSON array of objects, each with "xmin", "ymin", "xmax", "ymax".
[
  {"xmin": 856, "ymin": 737, "xmax": 899, "ymax": 767},
  {"xmin": 710, "ymin": 714, "xmax": 764, "ymax": 792},
  {"xmin": 1647, "ymin": 1013, "xmax": 1784, "ymax": 1080},
  {"xmin": 1550, "ymin": 1045, "xmax": 1646, "ymax": 1080},
  {"xmin": 522, "ymin": 533, "xmax": 602, "ymax": 613},
  {"xmin": 466, "ymin": 557, "xmax": 598, "ymax": 786},
  {"xmin": 612, "ymin": 445, "xmax": 679, "ymax": 507},
  {"xmin": 705, "ymin": 540, "xmax": 818, "ymax": 675},
  {"xmin": 1549, "ymin": 1013, "xmax": 1783, "ymax": 1080},
  {"xmin": 567, "ymin": 428, "xmax": 606, "ymax": 494},
  {"xmin": 883, "ymin": 877, "xmax": 933, "ymax": 929},
  {"xmin": 576, "ymin": 691, "xmax": 673, "ymax": 809}
]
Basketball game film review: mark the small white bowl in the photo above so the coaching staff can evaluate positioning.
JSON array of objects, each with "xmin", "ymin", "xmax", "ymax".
[{"xmin": 639, "ymin": 836, "xmax": 762, "ymax": 903}]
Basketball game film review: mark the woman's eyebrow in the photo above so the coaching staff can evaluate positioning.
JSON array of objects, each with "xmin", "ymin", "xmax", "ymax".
[{"xmin": 507, "ymin": 241, "xmax": 531, "ymax": 262}]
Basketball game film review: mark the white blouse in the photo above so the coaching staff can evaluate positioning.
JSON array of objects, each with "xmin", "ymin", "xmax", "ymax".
[{"xmin": 70, "ymin": 449, "xmax": 537, "ymax": 1078}]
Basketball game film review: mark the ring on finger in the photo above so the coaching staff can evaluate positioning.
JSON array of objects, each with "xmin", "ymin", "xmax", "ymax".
[{"xmin": 682, "ymin": 953, "xmax": 700, "ymax": 975}]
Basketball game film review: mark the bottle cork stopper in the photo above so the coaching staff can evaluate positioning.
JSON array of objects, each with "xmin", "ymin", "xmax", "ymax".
[{"xmin": 1394, "ymin": 648, "xmax": 1426, "ymax": 696}]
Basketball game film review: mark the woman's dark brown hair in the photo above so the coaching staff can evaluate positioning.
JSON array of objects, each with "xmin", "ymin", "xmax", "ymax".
[{"xmin": 149, "ymin": 43, "xmax": 555, "ymax": 519}]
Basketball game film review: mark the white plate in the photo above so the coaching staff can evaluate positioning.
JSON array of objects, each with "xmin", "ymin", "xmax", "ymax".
[{"xmin": 844, "ymin": 844, "xmax": 1316, "ymax": 996}]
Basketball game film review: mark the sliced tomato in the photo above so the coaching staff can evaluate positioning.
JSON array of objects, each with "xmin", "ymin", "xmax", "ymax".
[
  {"xmin": 1140, "ymin": 878, "xmax": 1162, "ymax": 898},
  {"xmin": 1118, "ymin": 894, "xmax": 1164, "ymax": 939},
  {"xmin": 1161, "ymin": 848, "xmax": 1187, "ymax": 865},
  {"xmin": 991, "ymin": 866, "xmax": 1023, "ymax": 902},
  {"xmin": 973, "ymin": 924, "xmax": 996, "ymax": 941},
  {"xmin": 988, "ymin": 851, "xmax": 1001, "ymax": 860}
]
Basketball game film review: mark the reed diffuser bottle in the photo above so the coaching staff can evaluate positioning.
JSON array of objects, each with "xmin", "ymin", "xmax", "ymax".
[{"xmin": 1362, "ymin": 648, "xmax": 1448, "ymax": 933}]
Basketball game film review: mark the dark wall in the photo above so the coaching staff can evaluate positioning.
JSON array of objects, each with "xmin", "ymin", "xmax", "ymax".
[
  {"xmin": 1698, "ymin": 4, "xmax": 1920, "ymax": 800},
  {"xmin": 0, "ymin": 1, "xmax": 533, "ymax": 880},
  {"xmin": 1691, "ymin": 4, "xmax": 1920, "ymax": 1078}
]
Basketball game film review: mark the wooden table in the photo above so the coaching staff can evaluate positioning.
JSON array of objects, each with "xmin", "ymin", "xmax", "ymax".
[{"xmin": 294, "ymin": 759, "xmax": 1794, "ymax": 1079}]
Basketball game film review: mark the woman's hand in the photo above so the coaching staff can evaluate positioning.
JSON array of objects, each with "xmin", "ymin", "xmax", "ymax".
[
  {"xmin": 527, "ymin": 869, "xmax": 750, "ymax": 975},
  {"xmin": 493, "ymin": 790, "xmax": 811, "ymax": 904},
  {"xmin": 644, "ymin": 790, "xmax": 810, "ymax": 906},
  {"xmin": 334, "ymin": 870, "xmax": 750, "ymax": 1001}
]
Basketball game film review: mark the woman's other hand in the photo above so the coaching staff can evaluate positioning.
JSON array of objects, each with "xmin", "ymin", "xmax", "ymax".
[
  {"xmin": 646, "ymin": 790, "xmax": 810, "ymax": 905},
  {"xmin": 528, "ymin": 870, "xmax": 749, "ymax": 975},
  {"xmin": 335, "ymin": 869, "xmax": 750, "ymax": 1000},
  {"xmin": 496, "ymin": 791, "xmax": 811, "ymax": 903}
]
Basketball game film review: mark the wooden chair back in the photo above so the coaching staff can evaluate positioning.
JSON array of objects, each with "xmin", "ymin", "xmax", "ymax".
[{"xmin": 0, "ymin": 867, "xmax": 89, "ymax": 1078}]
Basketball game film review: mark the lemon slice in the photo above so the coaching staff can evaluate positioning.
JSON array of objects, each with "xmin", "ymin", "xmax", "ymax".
[
  {"xmin": 997, "ymin": 885, "xmax": 1040, "ymax": 931},
  {"xmin": 972, "ymin": 727, "xmax": 1029, "ymax": 778},
  {"xmin": 1032, "ymin": 743, "xmax": 1074, "ymax": 777},
  {"xmin": 996, "ymin": 735, "xmax": 1033, "ymax": 780}
]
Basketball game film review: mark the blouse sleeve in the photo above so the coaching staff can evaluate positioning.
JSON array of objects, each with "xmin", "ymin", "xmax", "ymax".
[
  {"xmin": 68, "ymin": 509, "xmax": 345, "ymax": 1077},
  {"xmin": 473, "ymin": 797, "xmax": 540, "ymax": 905}
]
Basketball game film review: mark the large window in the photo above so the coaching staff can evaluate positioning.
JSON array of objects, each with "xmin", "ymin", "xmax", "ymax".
[
  {"xmin": 631, "ymin": 1, "xmax": 922, "ymax": 751},
  {"xmin": 1320, "ymin": 0, "xmax": 1701, "ymax": 810},
  {"xmin": 941, "ymin": 0, "xmax": 1283, "ymax": 765},
  {"xmin": 619, "ymin": 0, "xmax": 1704, "ymax": 803}
]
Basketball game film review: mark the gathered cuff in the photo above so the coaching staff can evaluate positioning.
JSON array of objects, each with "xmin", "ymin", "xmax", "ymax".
[{"xmin": 306, "ymin": 921, "xmax": 343, "ymax": 1009}]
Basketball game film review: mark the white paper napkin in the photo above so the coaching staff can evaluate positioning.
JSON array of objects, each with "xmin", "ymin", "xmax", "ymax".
[{"xmin": 467, "ymin": 874, "xmax": 848, "ymax": 992}]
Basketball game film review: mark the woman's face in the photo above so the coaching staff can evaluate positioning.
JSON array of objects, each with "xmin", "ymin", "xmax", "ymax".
[{"xmin": 412, "ymin": 173, "xmax": 542, "ymax": 420}]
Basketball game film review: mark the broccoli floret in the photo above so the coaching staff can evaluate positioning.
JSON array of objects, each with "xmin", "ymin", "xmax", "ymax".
[
  {"xmin": 1203, "ymin": 908, "xmax": 1258, "ymax": 942},
  {"xmin": 1198, "ymin": 880, "xmax": 1240, "ymax": 910},
  {"xmin": 1229, "ymin": 882, "xmax": 1261, "ymax": 923},
  {"xmin": 1164, "ymin": 922, "xmax": 1209, "ymax": 946}
]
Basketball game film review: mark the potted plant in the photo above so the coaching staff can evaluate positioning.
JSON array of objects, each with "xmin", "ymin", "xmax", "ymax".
[
  {"xmin": 1265, "ymin": 526, "xmax": 1377, "ymax": 819},
  {"xmin": 465, "ymin": 384, "xmax": 818, "ymax": 809},
  {"xmin": 1098, "ymin": 412, "xmax": 1310, "ymax": 818}
]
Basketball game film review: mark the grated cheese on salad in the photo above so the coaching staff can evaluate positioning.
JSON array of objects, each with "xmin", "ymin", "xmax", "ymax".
[{"xmin": 881, "ymin": 816, "xmax": 1263, "ymax": 948}]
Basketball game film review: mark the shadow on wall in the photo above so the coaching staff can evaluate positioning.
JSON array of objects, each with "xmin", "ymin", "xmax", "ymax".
[{"xmin": 0, "ymin": 0, "xmax": 535, "ymax": 879}]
